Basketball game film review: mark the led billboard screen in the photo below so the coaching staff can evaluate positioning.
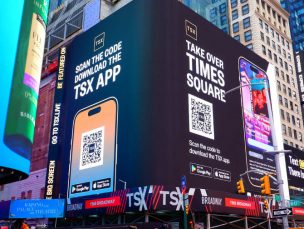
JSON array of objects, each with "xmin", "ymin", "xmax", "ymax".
[
  {"xmin": 9, "ymin": 199, "xmax": 65, "ymax": 219},
  {"xmin": 46, "ymin": 0, "xmax": 277, "ymax": 201},
  {"xmin": 0, "ymin": 0, "xmax": 49, "ymax": 184}
]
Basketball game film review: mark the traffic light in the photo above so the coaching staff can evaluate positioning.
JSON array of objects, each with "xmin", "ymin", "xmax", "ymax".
[
  {"xmin": 260, "ymin": 175, "xmax": 271, "ymax": 195},
  {"xmin": 237, "ymin": 179, "xmax": 245, "ymax": 194},
  {"xmin": 185, "ymin": 204, "xmax": 189, "ymax": 215},
  {"xmin": 263, "ymin": 199, "xmax": 269, "ymax": 211}
]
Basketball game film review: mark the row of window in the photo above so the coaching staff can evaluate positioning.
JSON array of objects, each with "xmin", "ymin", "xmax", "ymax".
[
  {"xmin": 275, "ymin": 67, "xmax": 295, "ymax": 88},
  {"xmin": 256, "ymin": 0, "xmax": 287, "ymax": 32},
  {"xmin": 231, "ymin": 4, "xmax": 249, "ymax": 20},
  {"xmin": 280, "ymin": 109, "xmax": 301, "ymax": 128},
  {"xmin": 9, "ymin": 188, "xmax": 45, "ymax": 200},
  {"xmin": 232, "ymin": 17, "xmax": 251, "ymax": 33},
  {"xmin": 231, "ymin": 0, "xmax": 248, "ymax": 9},
  {"xmin": 278, "ymin": 95, "xmax": 299, "ymax": 113},
  {"xmin": 282, "ymin": 124, "xmax": 302, "ymax": 141},
  {"xmin": 259, "ymin": 19, "xmax": 291, "ymax": 51},
  {"xmin": 277, "ymin": 80, "xmax": 297, "ymax": 99},
  {"xmin": 262, "ymin": 45, "xmax": 292, "ymax": 73}
]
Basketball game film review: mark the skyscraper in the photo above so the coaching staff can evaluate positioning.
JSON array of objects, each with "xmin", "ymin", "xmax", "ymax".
[
  {"xmin": 228, "ymin": 0, "xmax": 304, "ymax": 149},
  {"xmin": 281, "ymin": 0, "xmax": 304, "ymax": 52}
]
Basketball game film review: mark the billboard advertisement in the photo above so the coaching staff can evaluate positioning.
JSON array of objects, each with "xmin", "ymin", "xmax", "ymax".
[
  {"xmin": 46, "ymin": 0, "xmax": 278, "ymax": 202},
  {"xmin": 0, "ymin": 0, "xmax": 49, "ymax": 184},
  {"xmin": 9, "ymin": 199, "xmax": 65, "ymax": 219},
  {"xmin": 284, "ymin": 145, "xmax": 304, "ymax": 194},
  {"xmin": 66, "ymin": 185, "xmax": 277, "ymax": 218}
]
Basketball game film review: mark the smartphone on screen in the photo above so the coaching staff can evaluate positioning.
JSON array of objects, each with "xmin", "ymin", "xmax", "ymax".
[
  {"xmin": 68, "ymin": 97, "xmax": 118, "ymax": 199},
  {"xmin": 239, "ymin": 57, "xmax": 275, "ymax": 187}
]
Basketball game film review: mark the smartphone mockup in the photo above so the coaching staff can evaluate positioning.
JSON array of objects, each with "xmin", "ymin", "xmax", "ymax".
[
  {"xmin": 239, "ymin": 57, "xmax": 275, "ymax": 187},
  {"xmin": 68, "ymin": 98, "xmax": 118, "ymax": 199}
]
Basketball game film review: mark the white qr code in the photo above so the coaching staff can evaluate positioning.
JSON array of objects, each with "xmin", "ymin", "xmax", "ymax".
[
  {"xmin": 79, "ymin": 126, "xmax": 105, "ymax": 170},
  {"xmin": 188, "ymin": 94, "xmax": 214, "ymax": 139}
]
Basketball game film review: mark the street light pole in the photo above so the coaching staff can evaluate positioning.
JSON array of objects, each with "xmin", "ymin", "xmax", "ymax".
[
  {"xmin": 264, "ymin": 81, "xmax": 289, "ymax": 229},
  {"xmin": 226, "ymin": 80, "xmax": 290, "ymax": 228}
]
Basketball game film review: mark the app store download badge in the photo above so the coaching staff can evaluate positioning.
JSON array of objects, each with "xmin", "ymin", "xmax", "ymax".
[{"xmin": 190, "ymin": 163, "xmax": 212, "ymax": 178}]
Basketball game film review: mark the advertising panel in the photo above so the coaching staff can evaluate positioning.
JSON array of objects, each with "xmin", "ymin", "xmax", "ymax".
[
  {"xmin": 9, "ymin": 199, "xmax": 65, "ymax": 219},
  {"xmin": 295, "ymin": 51, "xmax": 304, "ymax": 127},
  {"xmin": 0, "ymin": 0, "xmax": 49, "ymax": 184},
  {"xmin": 46, "ymin": 0, "xmax": 277, "ymax": 201},
  {"xmin": 284, "ymin": 145, "xmax": 304, "ymax": 194},
  {"xmin": 66, "ymin": 185, "xmax": 277, "ymax": 218}
]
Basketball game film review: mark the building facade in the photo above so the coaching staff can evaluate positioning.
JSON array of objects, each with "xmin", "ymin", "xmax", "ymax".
[
  {"xmin": 181, "ymin": 0, "xmax": 230, "ymax": 34},
  {"xmin": 281, "ymin": 0, "xmax": 304, "ymax": 52},
  {"xmin": 227, "ymin": 0, "xmax": 304, "ymax": 149}
]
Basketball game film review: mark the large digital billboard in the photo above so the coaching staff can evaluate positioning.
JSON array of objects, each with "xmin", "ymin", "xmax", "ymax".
[
  {"xmin": 284, "ymin": 144, "xmax": 304, "ymax": 194},
  {"xmin": 46, "ymin": 0, "xmax": 280, "ymax": 201},
  {"xmin": 0, "ymin": 0, "xmax": 49, "ymax": 184}
]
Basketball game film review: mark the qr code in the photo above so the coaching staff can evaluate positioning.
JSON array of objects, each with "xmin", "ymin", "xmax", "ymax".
[
  {"xmin": 188, "ymin": 94, "xmax": 214, "ymax": 139},
  {"xmin": 79, "ymin": 126, "xmax": 105, "ymax": 170}
]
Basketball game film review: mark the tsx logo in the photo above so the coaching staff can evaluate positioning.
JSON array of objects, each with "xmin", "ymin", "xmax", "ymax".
[
  {"xmin": 94, "ymin": 33, "xmax": 105, "ymax": 52},
  {"xmin": 126, "ymin": 186, "xmax": 193, "ymax": 211},
  {"xmin": 185, "ymin": 20, "xmax": 197, "ymax": 40}
]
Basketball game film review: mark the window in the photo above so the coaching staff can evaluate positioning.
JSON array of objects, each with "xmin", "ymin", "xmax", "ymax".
[
  {"xmin": 292, "ymin": 115, "xmax": 295, "ymax": 125},
  {"xmin": 272, "ymin": 41, "xmax": 276, "ymax": 49},
  {"xmin": 290, "ymin": 101, "xmax": 293, "ymax": 110},
  {"xmin": 262, "ymin": 45, "xmax": 266, "ymax": 55},
  {"xmin": 234, "ymin": 35, "xmax": 240, "ymax": 41},
  {"xmin": 286, "ymin": 112, "xmax": 290, "ymax": 122},
  {"xmin": 276, "ymin": 32, "xmax": 280, "ymax": 42},
  {"xmin": 288, "ymin": 127, "xmax": 292, "ymax": 137},
  {"xmin": 294, "ymin": 130, "xmax": 297, "ymax": 139},
  {"xmin": 283, "ymin": 49, "xmax": 286, "ymax": 58},
  {"xmin": 274, "ymin": 53, "xmax": 277, "ymax": 63},
  {"xmin": 259, "ymin": 19, "xmax": 263, "ymax": 29},
  {"xmin": 282, "ymin": 124, "xmax": 286, "ymax": 134},
  {"xmin": 266, "ymin": 36, "xmax": 270, "ymax": 45},
  {"xmin": 278, "ymin": 45, "xmax": 281, "ymax": 54},
  {"xmin": 283, "ymin": 84, "xmax": 286, "ymax": 94},
  {"xmin": 244, "ymin": 30, "xmax": 252, "ymax": 42},
  {"xmin": 279, "ymin": 95, "xmax": 283, "ymax": 104},
  {"xmin": 279, "ymin": 58, "xmax": 283, "ymax": 67},
  {"xmin": 284, "ymin": 98, "xmax": 288, "ymax": 108},
  {"xmin": 280, "ymin": 109, "xmax": 285, "ymax": 119},
  {"xmin": 232, "ymin": 9, "xmax": 238, "ymax": 20},
  {"xmin": 240, "ymin": 0, "xmax": 248, "ymax": 2},
  {"xmin": 277, "ymin": 80, "xmax": 281, "ymax": 91},
  {"xmin": 284, "ymin": 61, "xmax": 288, "ymax": 71},
  {"xmin": 286, "ymin": 74, "xmax": 290, "ymax": 83},
  {"xmin": 281, "ymin": 36, "xmax": 285, "ymax": 46},
  {"xmin": 275, "ymin": 67, "xmax": 279, "ymax": 76},
  {"xmin": 265, "ymin": 23, "xmax": 269, "ymax": 33},
  {"xmin": 288, "ymin": 88, "xmax": 292, "ymax": 97},
  {"xmin": 246, "ymin": 43, "xmax": 253, "ymax": 50},
  {"xmin": 220, "ymin": 15, "xmax": 227, "ymax": 26},
  {"xmin": 233, "ymin": 22, "xmax": 239, "ymax": 33},
  {"xmin": 268, "ymin": 49, "xmax": 272, "ymax": 59},
  {"xmin": 210, "ymin": 8, "xmax": 217, "ymax": 18},
  {"xmin": 219, "ymin": 3, "xmax": 226, "ymax": 14},
  {"xmin": 260, "ymin": 32, "xmax": 264, "ymax": 41},
  {"xmin": 242, "ymin": 4, "xmax": 249, "ymax": 15},
  {"xmin": 243, "ymin": 17, "xmax": 250, "ymax": 29},
  {"xmin": 27, "ymin": 190, "xmax": 32, "ymax": 199},
  {"xmin": 270, "ymin": 28, "xmax": 274, "ymax": 37},
  {"xmin": 231, "ymin": 0, "xmax": 237, "ymax": 8},
  {"xmin": 21, "ymin": 191, "xmax": 26, "ymax": 199}
]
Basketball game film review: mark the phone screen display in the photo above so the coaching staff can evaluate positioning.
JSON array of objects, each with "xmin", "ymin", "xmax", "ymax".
[
  {"xmin": 68, "ymin": 98, "xmax": 117, "ymax": 199},
  {"xmin": 239, "ymin": 58, "xmax": 273, "ymax": 151}
]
